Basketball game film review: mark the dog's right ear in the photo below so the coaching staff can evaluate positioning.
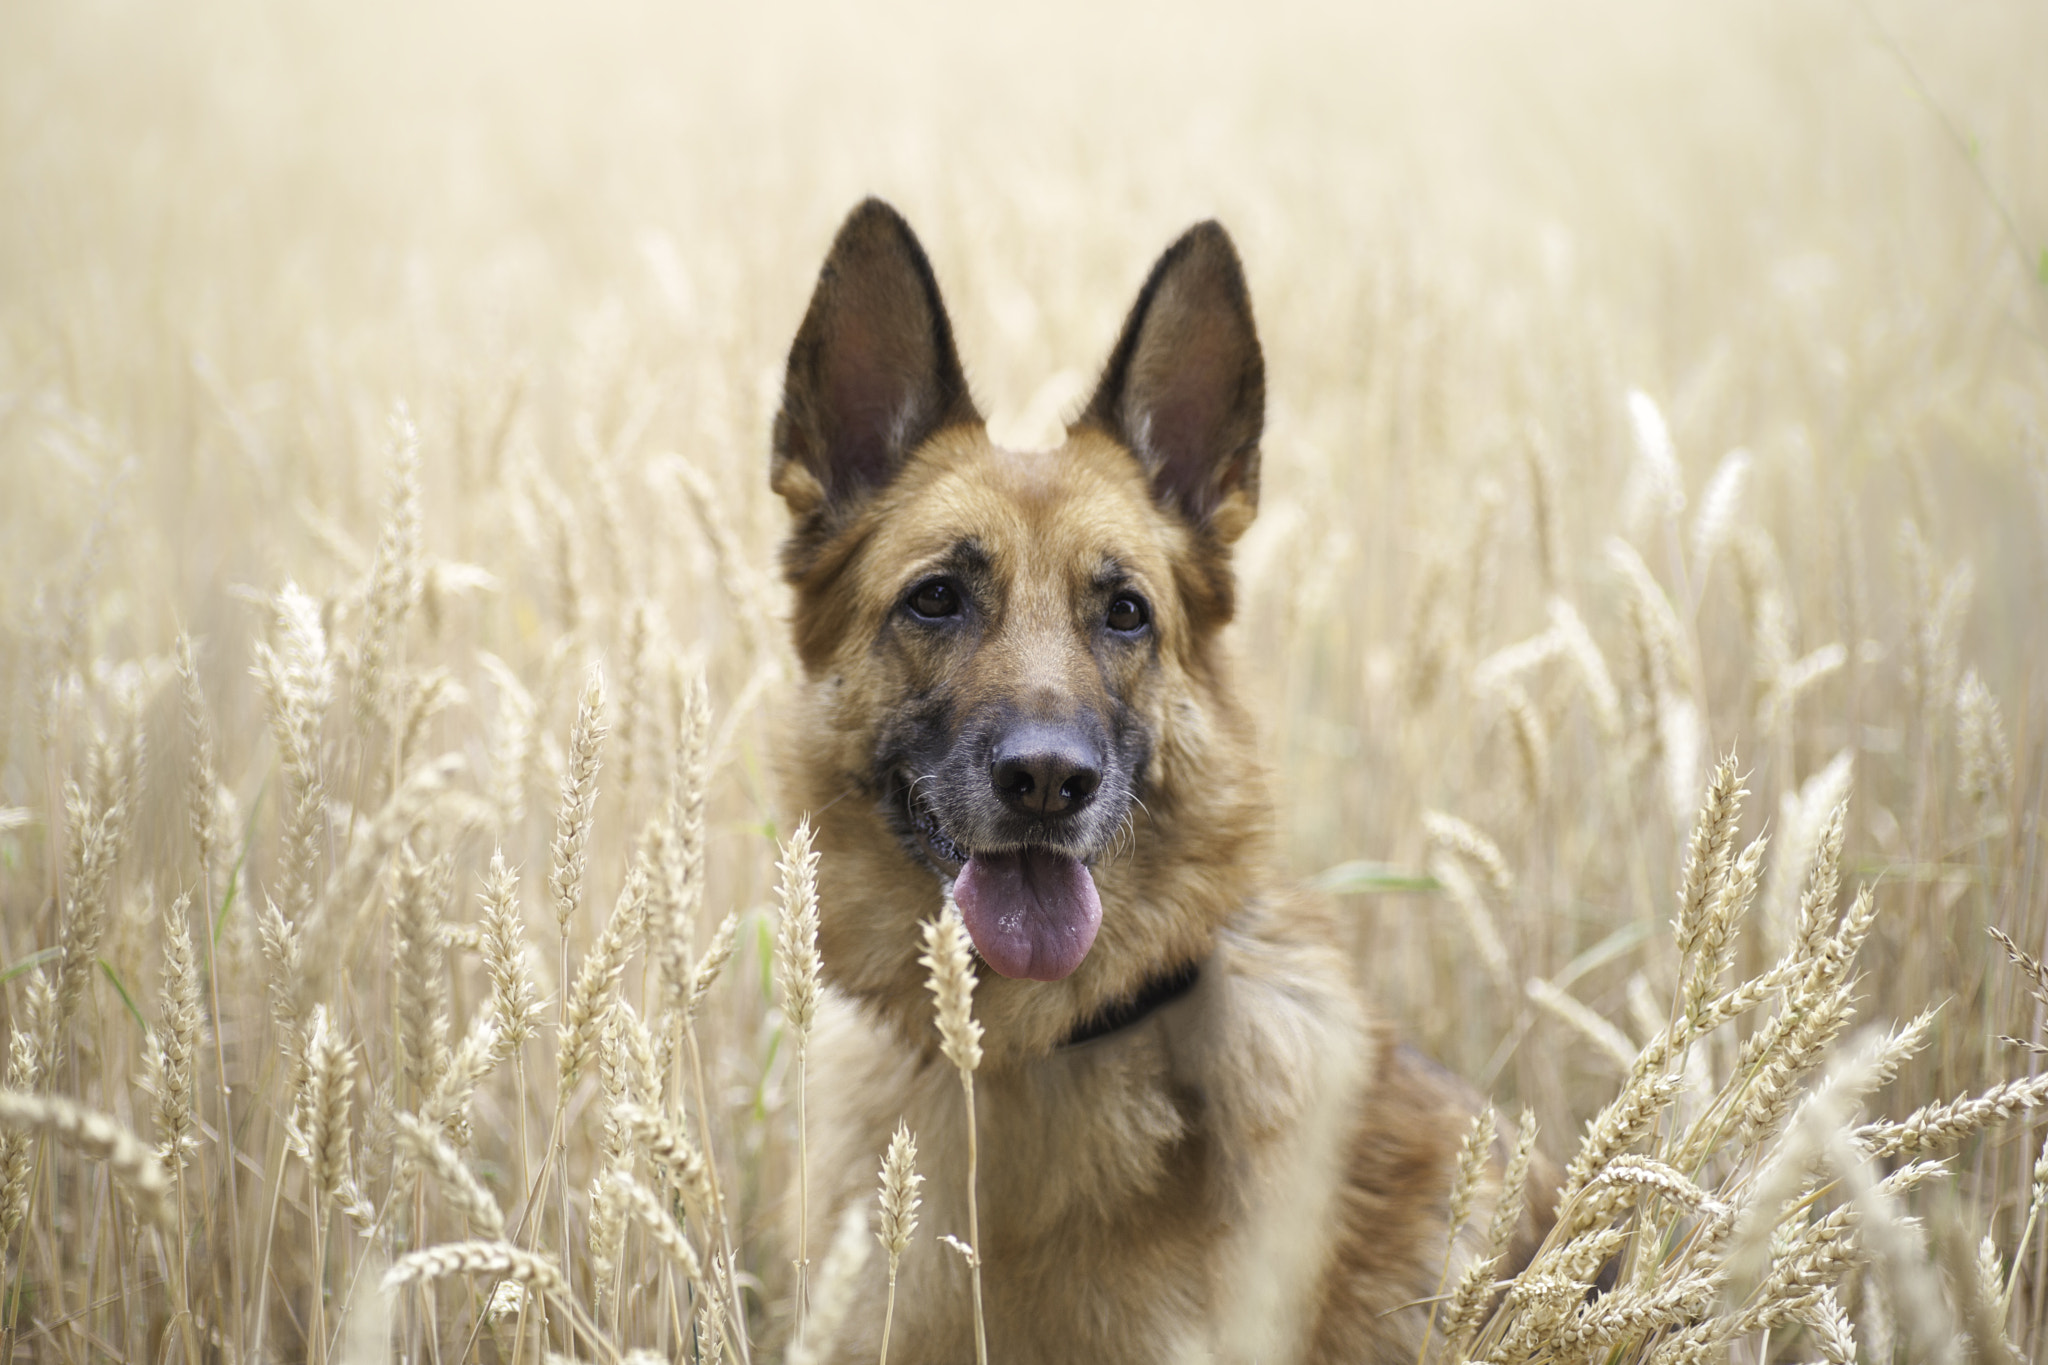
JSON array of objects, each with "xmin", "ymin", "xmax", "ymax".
[{"xmin": 771, "ymin": 199, "xmax": 981, "ymax": 531}]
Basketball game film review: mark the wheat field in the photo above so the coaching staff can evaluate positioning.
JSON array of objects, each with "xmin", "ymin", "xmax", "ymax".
[{"xmin": 2, "ymin": 0, "xmax": 2046, "ymax": 1360}]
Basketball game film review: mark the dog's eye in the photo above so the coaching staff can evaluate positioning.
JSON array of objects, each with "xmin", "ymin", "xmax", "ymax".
[
  {"xmin": 907, "ymin": 579, "xmax": 961, "ymax": 620},
  {"xmin": 1106, "ymin": 594, "xmax": 1150, "ymax": 633}
]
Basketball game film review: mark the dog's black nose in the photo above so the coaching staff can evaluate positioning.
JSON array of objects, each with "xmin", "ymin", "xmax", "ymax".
[{"xmin": 990, "ymin": 724, "xmax": 1103, "ymax": 818}]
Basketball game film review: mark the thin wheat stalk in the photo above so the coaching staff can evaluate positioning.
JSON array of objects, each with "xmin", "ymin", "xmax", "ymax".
[
  {"xmin": 921, "ymin": 893, "xmax": 987, "ymax": 1365},
  {"xmin": 538, "ymin": 658, "xmax": 609, "ymax": 1293},
  {"xmin": 177, "ymin": 630, "xmax": 247, "ymax": 1357},
  {"xmin": 146, "ymin": 891, "xmax": 206, "ymax": 1362},
  {"xmin": 776, "ymin": 815, "xmax": 822, "ymax": 1320},
  {"xmin": 1418, "ymin": 1105, "xmax": 1494, "ymax": 1365},
  {"xmin": 789, "ymin": 1205, "xmax": 872, "ymax": 1365},
  {"xmin": 651, "ymin": 664, "xmax": 751, "ymax": 1356},
  {"xmin": 678, "ymin": 908, "xmax": 750, "ymax": 1361}
]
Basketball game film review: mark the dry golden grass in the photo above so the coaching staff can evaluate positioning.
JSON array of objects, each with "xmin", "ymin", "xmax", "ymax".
[{"xmin": 1, "ymin": 0, "xmax": 2045, "ymax": 1359}]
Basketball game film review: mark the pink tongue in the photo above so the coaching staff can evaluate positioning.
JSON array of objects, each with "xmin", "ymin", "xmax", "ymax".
[{"xmin": 953, "ymin": 849, "xmax": 1102, "ymax": 981}]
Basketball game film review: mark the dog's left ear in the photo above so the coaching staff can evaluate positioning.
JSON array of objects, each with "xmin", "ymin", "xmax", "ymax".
[{"xmin": 1079, "ymin": 221, "xmax": 1264, "ymax": 542}]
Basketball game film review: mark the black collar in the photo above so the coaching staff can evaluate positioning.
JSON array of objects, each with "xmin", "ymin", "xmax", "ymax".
[{"xmin": 1061, "ymin": 960, "xmax": 1203, "ymax": 1048}]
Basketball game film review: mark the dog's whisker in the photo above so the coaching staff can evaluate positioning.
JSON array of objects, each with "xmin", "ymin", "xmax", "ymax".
[
  {"xmin": 1110, "ymin": 808, "xmax": 1137, "ymax": 863},
  {"xmin": 811, "ymin": 784, "xmax": 860, "ymax": 817}
]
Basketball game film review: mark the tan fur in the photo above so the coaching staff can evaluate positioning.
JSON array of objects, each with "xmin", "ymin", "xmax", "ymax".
[{"xmin": 771, "ymin": 200, "xmax": 1548, "ymax": 1363}]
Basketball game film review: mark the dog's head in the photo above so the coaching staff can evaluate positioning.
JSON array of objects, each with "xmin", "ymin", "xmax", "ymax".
[{"xmin": 771, "ymin": 199, "xmax": 1271, "ymax": 1053}]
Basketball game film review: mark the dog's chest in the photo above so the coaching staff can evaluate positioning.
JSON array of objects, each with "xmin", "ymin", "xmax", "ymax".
[{"xmin": 805, "ymin": 959, "xmax": 1370, "ymax": 1365}]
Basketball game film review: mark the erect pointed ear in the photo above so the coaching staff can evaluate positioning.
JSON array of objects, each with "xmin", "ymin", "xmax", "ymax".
[
  {"xmin": 771, "ymin": 199, "xmax": 981, "ymax": 526},
  {"xmin": 1078, "ymin": 221, "xmax": 1264, "ymax": 541}
]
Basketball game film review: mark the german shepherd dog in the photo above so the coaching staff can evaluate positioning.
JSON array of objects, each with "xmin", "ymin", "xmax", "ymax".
[{"xmin": 770, "ymin": 199, "xmax": 1547, "ymax": 1363}]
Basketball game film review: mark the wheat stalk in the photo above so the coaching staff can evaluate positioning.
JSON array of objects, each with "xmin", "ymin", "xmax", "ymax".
[
  {"xmin": 789, "ymin": 1204, "xmax": 873, "ymax": 1365},
  {"xmin": 1419, "ymin": 1104, "xmax": 1494, "ymax": 1365},
  {"xmin": 776, "ymin": 814, "xmax": 823, "ymax": 1317},
  {"xmin": 921, "ymin": 893, "xmax": 986, "ymax": 1365}
]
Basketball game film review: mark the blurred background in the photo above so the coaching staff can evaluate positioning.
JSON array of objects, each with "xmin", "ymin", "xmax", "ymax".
[{"xmin": 1, "ymin": 0, "xmax": 2046, "ymax": 1352}]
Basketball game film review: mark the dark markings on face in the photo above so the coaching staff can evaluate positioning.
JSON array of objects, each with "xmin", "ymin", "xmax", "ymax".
[{"xmin": 867, "ymin": 538, "xmax": 1159, "ymax": 876}]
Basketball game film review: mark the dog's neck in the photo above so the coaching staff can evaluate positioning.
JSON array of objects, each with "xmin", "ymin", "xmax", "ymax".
[{"xmin": 1059, "ymin": 958, "xmax": 1203, "ymax": 1047}]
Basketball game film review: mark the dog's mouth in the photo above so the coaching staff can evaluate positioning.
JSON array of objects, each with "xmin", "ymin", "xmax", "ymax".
[{"xmin": 900, "ymin": 782, "xmax": 1103, "ymax": 983}]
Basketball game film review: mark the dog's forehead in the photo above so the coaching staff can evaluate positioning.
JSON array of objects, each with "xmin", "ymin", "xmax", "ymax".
[{"xmin": 869, "ymin": 430, "xmax": 1179, "ymax": 581}]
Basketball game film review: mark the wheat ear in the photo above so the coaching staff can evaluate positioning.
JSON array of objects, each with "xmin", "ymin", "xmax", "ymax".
[
  {"xmin": 355, "ymin": 402, "xmax": 423, "ymax": 742},
  {"xmin": 252, "ymin": 582, "xmax": 332, "ymax": 930},
  {"xmin": 875, "ymin": 1120, "xmax": 923, "ymax": 1365},
  {"xmin": 607, "ymin": 1169, "xmax": 707, "ymax": 1292},
  {"xmin": 385, "ymin": 1238, "xmax": 615, "ymax": 1361},
  {"xmin": 560, "ymin": 856, "xmax": 649, "ymax": 1092},
  {"xmin": 0, "ymin": 971, "xmax": 54, "ymax": 1239},
  {"xmin": 550, "ymin": 661, "xmax": 608, "ymax": 945},
  {"xmin": 0, "ymin": 1089, "xmax": 172, "ymax": 1228},
  {"xmin": 394, "ymin": 1111, "xmax": 505, "ymax": 1240}
]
